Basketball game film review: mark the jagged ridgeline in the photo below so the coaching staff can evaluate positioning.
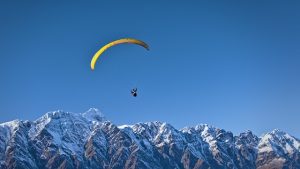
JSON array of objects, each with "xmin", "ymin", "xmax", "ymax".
[{"xmin": 0, "ymin": 108, "xmax": 300, "ymax": 169}]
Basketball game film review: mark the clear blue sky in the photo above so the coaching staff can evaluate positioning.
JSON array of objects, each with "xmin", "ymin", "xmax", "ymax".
[{"xmin": 0, "ymin": 1, "xmax": 300, "ymax": 137}]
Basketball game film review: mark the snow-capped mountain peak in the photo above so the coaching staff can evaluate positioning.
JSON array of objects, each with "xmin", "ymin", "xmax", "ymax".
[{"xmin": 81, "ymin": 108, "xmax": 105, "ymax": 122}]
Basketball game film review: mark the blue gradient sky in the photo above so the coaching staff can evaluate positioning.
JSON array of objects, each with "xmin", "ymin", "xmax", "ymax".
[{"xmin": 1, "ymin": 1, "xmax": 300, "ymax": 137}]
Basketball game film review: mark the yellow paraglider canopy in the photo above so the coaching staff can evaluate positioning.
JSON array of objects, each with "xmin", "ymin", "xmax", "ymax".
[{"xmin": 90, "ymin": 38, "xmax": 149, "ymax": 70}]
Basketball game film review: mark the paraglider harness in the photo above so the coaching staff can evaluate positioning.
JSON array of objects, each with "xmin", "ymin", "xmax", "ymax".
[{"xmin": 131, "ymin": 88, "xmax": 137, "ymax": 97}]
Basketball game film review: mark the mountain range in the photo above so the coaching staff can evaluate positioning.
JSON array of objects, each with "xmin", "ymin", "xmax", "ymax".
[{"xmin": 0, "ymin": 108, "xmax": 299, "ymax": 169}]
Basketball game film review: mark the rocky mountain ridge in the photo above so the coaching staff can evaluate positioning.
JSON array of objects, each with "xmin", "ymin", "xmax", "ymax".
[{"xmin": 0, "ymin": 108, "xmax": 299, "ymax": 169}]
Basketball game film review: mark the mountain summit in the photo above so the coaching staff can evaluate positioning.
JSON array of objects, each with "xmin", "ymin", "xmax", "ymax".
[{"xmin": 0, "ymin": 109, "xmax": 299, "ymax": 169}]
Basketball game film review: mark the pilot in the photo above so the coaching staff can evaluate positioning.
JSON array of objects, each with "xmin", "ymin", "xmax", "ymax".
[{"xmin": 131, "ymin": 88, "xmax": 137, "ymax": 97}]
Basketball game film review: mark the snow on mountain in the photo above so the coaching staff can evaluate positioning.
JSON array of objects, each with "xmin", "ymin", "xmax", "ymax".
[
  {"xmin": 0, "ymin": 109, "xmax": 299, "ymax": 169},
  {"xmin": 82, "ymin": 108, "xmax": 105, "ymax": 122},
  {"xmin": 256, "ymin": 129, "xmax": 300, "ymax": 169}
]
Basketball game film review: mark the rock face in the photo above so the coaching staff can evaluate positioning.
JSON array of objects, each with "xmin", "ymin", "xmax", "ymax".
[{"xmin": 0, "ymin": 109, "xmax": 299, "ymax": 169}]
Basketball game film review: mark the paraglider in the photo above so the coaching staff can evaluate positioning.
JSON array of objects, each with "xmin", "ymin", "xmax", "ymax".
[
  {"xmin": 90, "ymin": 38, "xmax": 149, "ymax": 70},
  {"xmin": 90, "ymin": 38, "xmax": 149, "ymax": 97},
  {"xmin": 131, "ymin": 88, "xmax": 138, "ymax": 97}
]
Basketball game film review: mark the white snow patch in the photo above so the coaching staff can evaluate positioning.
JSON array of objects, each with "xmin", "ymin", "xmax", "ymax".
[{"xmin": 118, "ymin": 125, "xmax": 133, "ymax": 129}]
